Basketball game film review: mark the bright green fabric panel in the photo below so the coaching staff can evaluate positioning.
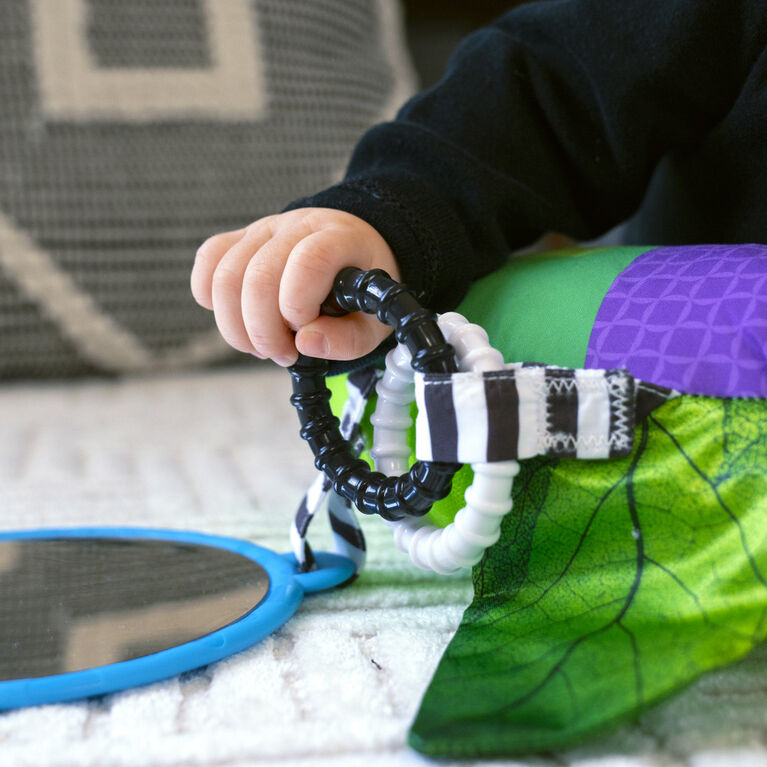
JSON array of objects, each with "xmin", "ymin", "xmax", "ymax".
[
  {"xmin": 327, "ymin": 373, "xmax": 386, "ymax": 469},
  {"xmin": 456, "ymin": 246, "xmax": 647, "ymax": 368},
  {"xmin": 410, "ymin": 396, "xmax": 767, "ymax": 757}
]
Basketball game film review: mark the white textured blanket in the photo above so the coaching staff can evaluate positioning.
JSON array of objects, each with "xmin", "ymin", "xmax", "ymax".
[{"xmin": 0, "ymin": 367, "xmax": 764, "ymax": 767}]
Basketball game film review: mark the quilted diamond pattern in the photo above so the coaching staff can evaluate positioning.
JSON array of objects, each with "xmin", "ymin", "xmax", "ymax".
[{"xmin": 586, "ymin": 244, "xmax": 767, "ymax": 397}]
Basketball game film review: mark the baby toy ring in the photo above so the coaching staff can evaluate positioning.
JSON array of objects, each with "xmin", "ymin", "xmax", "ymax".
[
  {"xmin": 374, "ymin": 312, "xmax": 520, "ymax": 573},
  {"xmin": 288, "ymin": 267, "xmax": 460, "ymax": 521}
]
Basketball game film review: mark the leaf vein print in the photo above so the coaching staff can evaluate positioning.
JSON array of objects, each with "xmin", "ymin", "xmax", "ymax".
[
  {"xmin": 410, "ymin": 397, "xmax": 767, "ymax": 757},
  {"xmin": 649, "ymin": 413, "xmax": 767, "ymax": 590},
  {"xmin": 483, "ymin": 473, "xmax": 626, "ymax": 628},
  {"xmin": 497, "ymin": 420, "xmax": 649, "ymax": 715}
]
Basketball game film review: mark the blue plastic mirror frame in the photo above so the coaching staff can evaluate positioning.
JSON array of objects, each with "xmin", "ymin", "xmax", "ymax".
[{"xmin": 0, "ymin": 527, "xmax": 355, "ymax": 710}]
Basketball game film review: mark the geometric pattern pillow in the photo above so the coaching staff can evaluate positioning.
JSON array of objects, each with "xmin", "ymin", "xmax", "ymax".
[{"xmin": 0, "ymin": 0, "xmax": 414, "ymax": 378}]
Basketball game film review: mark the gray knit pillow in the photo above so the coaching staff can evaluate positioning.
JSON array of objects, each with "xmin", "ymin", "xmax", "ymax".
[{"xmin": 0, "ymin": 0, "xmax": 414, "ymax": 378}]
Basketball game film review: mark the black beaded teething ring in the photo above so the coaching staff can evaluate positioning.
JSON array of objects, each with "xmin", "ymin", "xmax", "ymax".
[{"xmin": 288, "ymin": 267, "xmax": 459, "ymax": 521}]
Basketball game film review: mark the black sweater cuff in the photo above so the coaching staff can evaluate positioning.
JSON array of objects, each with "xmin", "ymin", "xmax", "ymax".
[{"xmin": 284, "ymin": 173, "xmax": 479, "ymax": 314}]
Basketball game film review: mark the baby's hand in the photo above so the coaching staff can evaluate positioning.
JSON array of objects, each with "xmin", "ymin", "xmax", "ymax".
[{"xmin": 191, "ymin": 208, "xmax": 400, "ymax": 366}]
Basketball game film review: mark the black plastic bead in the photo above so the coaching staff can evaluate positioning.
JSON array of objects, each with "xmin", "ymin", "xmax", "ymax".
[{"xmin": 288, "ymin": 268, "xmax": 460, "ymax": 520}]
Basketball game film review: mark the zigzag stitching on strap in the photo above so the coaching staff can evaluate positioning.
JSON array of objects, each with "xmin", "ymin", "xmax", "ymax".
[
  {"xmin": 545, "ymin": 376, "xmax": 578, "ymax": 394},
  {"xmin": 535, "ymin": 375, "xmax": 552, "ymax": 455},
  {"xmin": 543, "ymin": 431, "xmax": 577, "ymax": 451},
  {"xmin": 542, "ymin": 432, "xmax": 613, "ymax": 451},
  {"xmin": 606, "ymin": 372, "xmax": 633, "ymax": 452}
]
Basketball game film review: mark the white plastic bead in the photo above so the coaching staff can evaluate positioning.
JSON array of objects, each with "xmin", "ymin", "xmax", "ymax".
[
  {"xmin": 369, "ymin": 345, "xmax": 413, "ymax": 476},
  {"xmin": 371, "ymin": 312, "xmax": 519, "ymax": 574}
]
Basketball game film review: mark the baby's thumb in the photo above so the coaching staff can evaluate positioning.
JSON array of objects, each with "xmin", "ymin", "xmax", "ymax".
[{"xmin": 294, "ymin": 312, "xmax": 392, "ymax": 361}]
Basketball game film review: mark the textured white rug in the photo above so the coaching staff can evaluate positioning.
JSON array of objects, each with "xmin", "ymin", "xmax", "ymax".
[{"xmin": 0, "ymin": 367, "xmax": 765, "ymax": 767}]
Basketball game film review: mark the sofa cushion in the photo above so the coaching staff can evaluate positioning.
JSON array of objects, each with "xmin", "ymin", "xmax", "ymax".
[{"xmin": 0, "ymin": 0, "xmax": 414, "ymax": 378}]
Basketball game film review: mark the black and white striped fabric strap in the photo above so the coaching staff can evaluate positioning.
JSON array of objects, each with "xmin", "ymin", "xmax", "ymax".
[
  {"xmin": 414, "ymin": 363, "xmax": 676, "ymax": 464},
  {"xmin": 290, "ymin": 367, "xmax": 381, "ymax": 575}
]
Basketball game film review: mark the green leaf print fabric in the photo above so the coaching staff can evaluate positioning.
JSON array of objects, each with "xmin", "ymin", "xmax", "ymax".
[{"xmin": 410, "ymin": 396, "xmax": 767, "ymax": 757}]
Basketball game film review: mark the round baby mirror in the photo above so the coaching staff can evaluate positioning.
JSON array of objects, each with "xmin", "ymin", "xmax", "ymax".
[{"xmin": 0, "ymin": 528, "xmax": 354, "ymax": 709}]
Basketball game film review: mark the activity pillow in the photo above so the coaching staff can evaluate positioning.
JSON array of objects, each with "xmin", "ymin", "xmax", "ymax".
[{"xmin": 327, "ymin": 243, "xmax": 767, "ymax": 758}]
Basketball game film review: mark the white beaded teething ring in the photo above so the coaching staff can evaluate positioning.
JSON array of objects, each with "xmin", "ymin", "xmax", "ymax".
[{"xmin": 370, "ymin": 312, "xmax": 520, "ymax": 574}]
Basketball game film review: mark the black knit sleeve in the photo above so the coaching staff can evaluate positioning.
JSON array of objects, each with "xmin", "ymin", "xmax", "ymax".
[{"xmin": 287, "ymin": 0, "xmax": 766, "ymax": 312}]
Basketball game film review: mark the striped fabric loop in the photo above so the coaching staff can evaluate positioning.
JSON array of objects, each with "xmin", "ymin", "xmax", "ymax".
[
  {"xmin": 290, "ymin": 367, "xmax": 380, "ymax": 575},
  {"xmin": 414, "ymin": 364, "xmax": 675, "ymax": 464}
]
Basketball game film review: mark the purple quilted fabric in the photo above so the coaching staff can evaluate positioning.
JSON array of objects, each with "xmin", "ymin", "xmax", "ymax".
[{"xmin": 586, "ymin": 244, "xmax": 767, "ymax": 397}]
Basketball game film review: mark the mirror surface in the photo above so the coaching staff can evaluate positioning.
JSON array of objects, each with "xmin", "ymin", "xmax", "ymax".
[{"xmin": 0, "ymin": 538, "xmax": 270, "ymax": 680}]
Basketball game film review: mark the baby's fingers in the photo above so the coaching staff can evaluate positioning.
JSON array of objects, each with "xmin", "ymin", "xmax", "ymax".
[
  {"xmin": 239, "ymin": 233, "xmax": 309, "ymax": 365},
  {"xmin": 191, "ymin": 228, "xmax": 246, "ymax": 309},
  {"xmin": 210, "ymin": 223, "xmax": 281, "ymax": 355},
  {"xmin": 279, "ymin": 226, "xmax": 394, "ymax": 330}
]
